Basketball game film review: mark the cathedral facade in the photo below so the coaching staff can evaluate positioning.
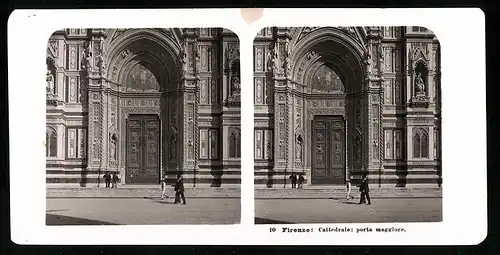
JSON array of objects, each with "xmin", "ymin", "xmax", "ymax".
[
  {"xmin": 253, "ymin": 27, "xmax": 441, "ymax": 187},
  {"xmin": 46, "ymin": 28, "xmax": 241, "ymax": 187}
]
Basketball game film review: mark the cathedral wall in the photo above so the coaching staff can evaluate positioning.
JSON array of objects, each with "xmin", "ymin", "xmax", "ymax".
[{"xmin": 46, "ymin": 29, "xmax": 90, "ymax": 186}]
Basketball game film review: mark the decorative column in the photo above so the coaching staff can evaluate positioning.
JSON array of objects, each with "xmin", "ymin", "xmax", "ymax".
[
  {"xmin": 221, "ymin": 28, "xmax": 241, "ymax": 177},
  {"xmin": 180, "ymin": 28, "xmax": 199, "ymax": 182},
  {"xmin": 271, "ymin": 27, "xmax": 293, "ymax": 183},
  {"xmin": 85, "ymin": 29, "xmax": 109, "ymax": 185},
  {"xmin": 364, "ymin": 27, "xmax": 385, "ymax": 180}
]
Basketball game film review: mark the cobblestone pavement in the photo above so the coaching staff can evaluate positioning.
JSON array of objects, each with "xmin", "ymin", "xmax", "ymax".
[
  {"xmin": 46, "ymin": 198, "xmax": 240, "ymax": 225},
  {"xmin": 255, "ymin": 197, "xmax": 442, "ymax": 224}
]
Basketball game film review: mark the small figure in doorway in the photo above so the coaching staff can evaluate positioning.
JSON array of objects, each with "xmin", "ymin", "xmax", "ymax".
[
  {"xmin": 289, "ymin": 173, "xmax": 298, "ymax": 189},
  {"xmin": 358, "ymin": 175, "xmax": 371, "ymax": 205},
  {"xmin": 112, "ymin": 172, "xmax": 119, "ymax": 188},
  {"xmin": 297, "ymin": 173, "xmax": 305, "ymax": 189},
  {"xmin": 174, "ymin": 174, "xmax": 186, "ymax": 205},
  {"xmin": 161, "ymin": 174, "xmax": 169, "ymax": 200},
  {"xmin": 346, "ymin": 177, "xmax": 354, "ymax": 200},
  {"xmin": 103, "ymin": 171, "xmax": 111, "ymax": 188}
]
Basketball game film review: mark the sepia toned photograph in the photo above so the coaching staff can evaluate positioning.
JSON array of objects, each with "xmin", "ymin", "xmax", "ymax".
[
  {"xmin": 45, "ymin": 28, "xmax": 241, "ymax": 225},
  {"xmin": 253, "ymin": 26, "xmax": 442, "ymax": 224}
]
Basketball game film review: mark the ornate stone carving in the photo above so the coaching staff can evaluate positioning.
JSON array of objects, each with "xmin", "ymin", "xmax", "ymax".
[
  {"xmin": 194, "ymin": 40, "xmax": 201, "ymax": 75},
  {"xmin": 415, "ymin": 72, "xmax": 425, "ymax": 93},
  {"xmin": 231, "ymin": 75, "xmax": 240, "ymax": 95},
  {"xmin": 255, "ymin": 46, "xmax": 263, "ymax": 71},
  {"xmin": 378, "ymin": 44, "xmax": 384, "ymax": 75},
  {"xmin": 48, "ymin": 40, "xmax": 58, "ymax": 58},
  {"xmin": 338, "ymin": 26, "xmax": 357, "ymax": 36},
  {"xmin": 364, "ymin": 50, "xmax": 372, "ymax": 78},
  {"xmin": 181, "ymin": 40, "xmax": 188, "ymax": 76},
  {"xmin": 295, "ymin": 134, "xmax": 303, "ymax": 161},
  {"xmin": 46, "ymin": 70, "xmax": 55, "ymax": 94},
  {"xmin": 109, "ymin": 133, "xmax": 117, "ymax": 161},
  {"xmin": 298, "ymin": 27, "xmax": 320, "ymax": 41},
  {"xmin": 82, "ymin": 42, "xmax": 94, "ymax": 72},
  {"xmin": 270, "ymin": 42, "xmax": 279, "ymax": 75}
]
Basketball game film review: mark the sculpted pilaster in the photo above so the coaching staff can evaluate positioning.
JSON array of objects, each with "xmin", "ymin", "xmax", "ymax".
[{"xmin": 364, "ymin": 27, "xmax": 385, "ymax": 172}]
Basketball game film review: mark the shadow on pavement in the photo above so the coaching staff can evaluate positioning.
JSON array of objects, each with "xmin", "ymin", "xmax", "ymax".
[
  {"xmin": 154, "ymin": 200, "xmax": 177, "ymax": 205},
  {"xmin": 340, "ymin": 201, "xmax": 360, "ymax": 205},
  {"xmin": 255, "ymin": 217, "xmax": 294, "ymax": 224},
  {"xmin": 46, "ymin": 213, "xmax": 118, "ymax": 225}
]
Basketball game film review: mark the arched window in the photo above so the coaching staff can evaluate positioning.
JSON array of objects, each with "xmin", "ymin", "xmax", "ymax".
[
  {"xmin": 421, "ymin": 132, "xmax": 429, "ymax": 158},
  {"xmin": 228, "ymin": 129, "xmax": 241, "ymax": 158},
  {"xmin": 228, "ymin": 132, "xmax": 236, "ymax": 158},
  {"xmin": 46, "ymin": 127, "xmax": 57, "ymax": 157},
  {"xmin": 413, "ymin": 133, "xmax": 420, "ymax": 158},
  {"xmin": 413, "ymin": 128, "xmax": 429, "ymax": 159}
]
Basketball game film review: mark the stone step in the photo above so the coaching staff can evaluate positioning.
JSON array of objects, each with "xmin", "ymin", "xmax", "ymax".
[{"xmin": 46, "ymin": 186, "xmax": 442, "ymax": 199}]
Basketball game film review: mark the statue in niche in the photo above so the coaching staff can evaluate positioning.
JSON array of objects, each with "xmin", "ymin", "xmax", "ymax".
[
  {"xmin": 97, "ymin": 52, "xmax": 106, "ymax": 75},
  {"xmin": 109, "ymin": 133, "xmax": 117, "ymax": 160},
  {"xmin": 181, "ymin": 41, "xmax": 188, "ymax": 74},
  {"xmin": 296, "ymin": 135, "xmax": 303, "ymax": 161},
  {"xmin": 266, "ymin": 44, "xmax": 273, "ymax": 71},
  {"xmin": 169, "ymin": 134, "xmax": 177, "ymax": 161},
  {"xmin": 415, "ymin": 72, "xmax": 425, "ymax": 93},
  {"xmin": 81, "ymin": 43, "xmax": 92, "ymax": 72},
  {"xmin": 271, "ymin": 52, "xmax": 279, "ymax": 74},
  {"xmin": 231, "ymin": 75, "xmax": 241, "ymax": 95},
  {"xmin": 46, "ymin": 70, "xmax": 55, "ymax": 94},
  {"xmin": 285, "ymin": 59, "xmax": 292, "ymax": 77},
  {"xmin": 364, "ymin": 51, "xmax": 372, "ymax": 76},
  {"xmin": 195, "ymin": 43, "xmax": 201, "ymax": 73},
  {"xmin": 378, "ymin": 44, "xmax": 384, "ymax": 69}
]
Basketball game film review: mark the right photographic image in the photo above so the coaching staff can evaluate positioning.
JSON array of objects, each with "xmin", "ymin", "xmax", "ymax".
[{"xmin": 253, "ymin": 26, "xmax": 442, "ymax": 224}]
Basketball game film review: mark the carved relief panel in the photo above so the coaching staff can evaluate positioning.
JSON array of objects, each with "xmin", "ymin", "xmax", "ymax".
[
  {"xmin": 68, "ymin": 45, "xmax": 78, "ymax": 70},
  {"xmin": 67, "ymin": 128, "xmax": 77, "ymax": 158},
  {"xmin": 255, "ymin": 129, "xmax": 263, "ymax": 160},
  {"xmin": 254, "ymin": 77, "xmax": 264, "ymax": 105},
  {"xmin": 384, "ymin": 80, "xmax": 393, "ymax": 105},
  {"xmin": 200, "ymin": 129, "xmax": 208, "ymax": 159},
  {"xmin": 209, "ymin": 45, "xmax": 218, "ymax": 73},
  {"xmin": 199, "ymin": 45, "xmax": 209, "ymax": 72},
  {"xmin": 384, "ymin": 129, "xmax": 393, "ymax": 159},
  {"xmin": 254, "ymin": 46, "xmax": 265, "ymax": 72},
  {"xmin": 78, "ymin": 128, "xmax": 87, "ymax": 159}
]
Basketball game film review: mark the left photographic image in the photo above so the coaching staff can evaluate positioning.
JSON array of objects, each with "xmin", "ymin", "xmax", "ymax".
[{"xmin": 45, "ymin": 28, "xmax": 241, "ymax": 225}]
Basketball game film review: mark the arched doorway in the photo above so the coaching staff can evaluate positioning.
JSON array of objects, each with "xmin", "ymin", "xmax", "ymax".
[
  {"xmin": 290, "ymin": 27, "xmax": 367, "ymax": 185},
  {"xmin": 85, "ymin": 29, "xmax": 183, "ymax": 184}
]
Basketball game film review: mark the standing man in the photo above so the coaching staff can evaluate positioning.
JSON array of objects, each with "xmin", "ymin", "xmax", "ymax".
[
  {"xmin": 103, "ymin": 172, "xmax": 111, "ymax": 188},
  {"xmin": 161, "ymin": 174, "xmax": 169, "ymax": 200},
  {"xmin": 111, "ymin": 172, "xmax": 119, "ymax": 188},
  {"xmin": 297, "ymin": 173, "xmax": 305, "ymax": 189},
  {"xmin": 174, "ymin": 174, "xmax": 186, "ymax": 205},
  {"xmin": 346, "ymin": 177, "xmax": 354, "ymax": 200},
  {"xmin": 289, "ymin": 173, "xmax": 297, "ymax": 189},
  {"xmin": 358, "ymin": 175, "xmax": 371, "ymax": 205}
]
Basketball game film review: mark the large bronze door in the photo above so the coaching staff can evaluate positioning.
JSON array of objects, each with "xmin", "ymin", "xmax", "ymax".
[
  {"xmin": 126, "ymin": 115, "xmax": 160, "ymax": 184},
  {"xmin": 311, "ymin": 116, "xmax": 346, "ymax": 185}
]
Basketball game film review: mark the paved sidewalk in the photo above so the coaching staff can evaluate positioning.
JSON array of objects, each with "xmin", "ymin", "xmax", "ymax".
[
  {"xmin": 47, "ymin": 186, "xmax": 442, "ymax": 199},
  {"xmin": 47, "ymin": 198, "xmax": 240, "ymax": 225},
  {"xmin": 255, "ymin": 197, "xmax": 442, "ymax": 224}
]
